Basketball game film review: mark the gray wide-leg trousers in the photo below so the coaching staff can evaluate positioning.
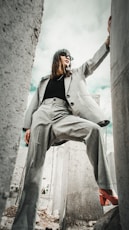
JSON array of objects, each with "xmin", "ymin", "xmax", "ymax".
[{"xmin": 12, "ymin": 97, "xmax": 112, "ymax": 230}]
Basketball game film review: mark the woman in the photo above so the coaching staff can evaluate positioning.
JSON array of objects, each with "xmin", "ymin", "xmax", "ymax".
[{"xmin": 12, "ymin": 16, "xmax": 118, "ymax": 230}]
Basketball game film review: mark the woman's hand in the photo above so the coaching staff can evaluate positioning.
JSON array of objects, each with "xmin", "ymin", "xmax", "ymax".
[
  {"xmin": 107, "ymin": 16, "xmax": 112, "ymax": 35},
  {"xmin": 107, "ymin": 16, "xmax": 112, "ymax": 34},
  {"xmin": 25, "ymin": 129, "xmax": 31, "ymax": 145},
  {"xmin": 105, "ymin": 16, "xmax": 112, "ymax": 49}
]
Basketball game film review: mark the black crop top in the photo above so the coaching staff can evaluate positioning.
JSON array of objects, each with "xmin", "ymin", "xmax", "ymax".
[{"xmin": 43, "ymin": 75, "xmax": 67, "ymax": 101}]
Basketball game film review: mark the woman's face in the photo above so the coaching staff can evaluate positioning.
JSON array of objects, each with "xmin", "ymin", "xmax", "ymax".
[{"xmin": 60, "ymin": 54, "xmax": 71, "ymax": 68}]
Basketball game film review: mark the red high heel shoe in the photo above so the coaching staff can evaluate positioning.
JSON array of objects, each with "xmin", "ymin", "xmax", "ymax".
[{"xmin": 99, "ymin": 189, "xmax": 118, "ymax": 206}]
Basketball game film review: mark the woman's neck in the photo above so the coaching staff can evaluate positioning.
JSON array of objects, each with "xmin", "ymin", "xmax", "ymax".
[{"xmin": 56, "ymin": 69, "xmax": 64, "ymax": 76}]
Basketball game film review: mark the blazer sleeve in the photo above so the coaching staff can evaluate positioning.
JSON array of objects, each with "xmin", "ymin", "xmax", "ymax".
[
  {"xmin": 23, "ymin": 87, "xmax": 40, "ymax": 131},
  {"xmin": 80, "ymin": 43, "xmax": 110, "ymax": 77}
]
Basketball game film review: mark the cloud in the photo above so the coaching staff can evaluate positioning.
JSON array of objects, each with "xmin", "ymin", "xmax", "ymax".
[{"xmin": 32, "ymin": 0, "xmax": 111, "ymax": 81}]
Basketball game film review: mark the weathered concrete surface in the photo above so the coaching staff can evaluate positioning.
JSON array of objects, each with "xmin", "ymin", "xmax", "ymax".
[
  {"xmin": 111, "ymin": 1, "xmax": 129, "ymax": 229},
  {"xmin": 94, "ymin": 206, "xmax": 121, "ymax": 230},
  {"xmin": 0, "ymin": 0, "xmax": 44, "ymax": 221},
  {"xmin": 61, "ymin": 141, "xmax": 103, "ymax": 229}
]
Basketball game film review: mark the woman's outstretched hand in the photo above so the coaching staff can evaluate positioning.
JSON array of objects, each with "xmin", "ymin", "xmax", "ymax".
[{"xmin": 105, "ymin": 16, "xmax": 112, "ymax": 48}]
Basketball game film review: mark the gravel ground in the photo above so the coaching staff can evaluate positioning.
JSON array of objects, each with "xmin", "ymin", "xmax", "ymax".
[{"xmin": 0, "ymin": 206, "xmax": 96, "ymax": 230}]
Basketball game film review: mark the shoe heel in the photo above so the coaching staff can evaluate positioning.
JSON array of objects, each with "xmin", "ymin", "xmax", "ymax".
[
  {"xmin": 99, "ymin": 194, "xmax": 105, "ymax": 205},
  {"xmin": 99, "ymin": 194, "xmax": 110, "ymax": 206}
]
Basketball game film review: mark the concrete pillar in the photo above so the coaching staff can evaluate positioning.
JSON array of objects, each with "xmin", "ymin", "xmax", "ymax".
[
  {"xmin": 0, "ymin": 0, "xmax": 44, "ymax": 221},
  {"xmin": 111, "ymin": 1, "xmax": 129, "ymax": 229},
  {"xmin": 61, "ymin": 141, "xmax": 103, "ymax": 229},
  {"xmin": 37, "ymin": 141, "xmax": 103, "ymax": 228}
]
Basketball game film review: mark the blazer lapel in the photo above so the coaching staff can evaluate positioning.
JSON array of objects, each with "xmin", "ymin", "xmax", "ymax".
[
  {"xmin": 39, "ymin": 77, "xmax": 49, "ymax": 103},
  {"xmin": 64, "ymin": 76, "xmax": 72, "ymax": 95}
]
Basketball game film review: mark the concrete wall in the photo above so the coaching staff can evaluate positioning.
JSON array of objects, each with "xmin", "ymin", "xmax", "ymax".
[
  {"xmin": 111, "ymin": 1, "xmax": 129, "ymax": 229},
  {"xmin": 0, "ymin": 0, "xmax": 44, "ymax": 220}
]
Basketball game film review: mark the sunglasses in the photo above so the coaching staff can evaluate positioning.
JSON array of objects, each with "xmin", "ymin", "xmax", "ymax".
[{"xmin": 59, "ymin": 52, "xmax": 74, "ymax": 61}]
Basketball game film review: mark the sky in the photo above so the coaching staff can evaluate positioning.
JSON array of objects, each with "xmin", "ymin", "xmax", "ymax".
[{"xmin": 29, "ymin": 0, "xmax": 113, "ymax": 153}]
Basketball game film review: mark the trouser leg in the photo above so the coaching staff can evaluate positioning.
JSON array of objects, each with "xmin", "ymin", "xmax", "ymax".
[
  {"xmin": 53, "ymin": 114, "xmax": 113, "ymax": 190},
  {"xmin": 12, "ymin": 114, "xmax": 53, "ymax": 230},
  {"xmin": 84, "ymin": 125, "xmax": 112, "ymax": 189}
]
